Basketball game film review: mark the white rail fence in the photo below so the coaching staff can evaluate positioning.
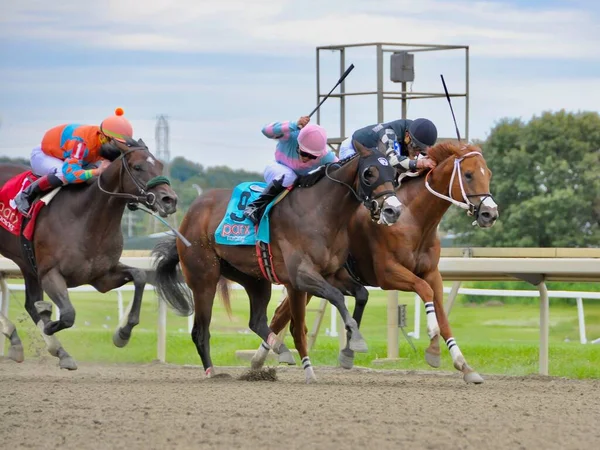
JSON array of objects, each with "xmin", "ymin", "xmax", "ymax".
[{"xmin": 1, "ymin": 281, "xmax": 598, "ymax": 365}]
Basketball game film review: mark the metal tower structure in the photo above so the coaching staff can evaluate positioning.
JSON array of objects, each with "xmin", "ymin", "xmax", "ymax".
[{"xmin": 315, "ymin": 42, "xmax": 469, "ymax": 152}]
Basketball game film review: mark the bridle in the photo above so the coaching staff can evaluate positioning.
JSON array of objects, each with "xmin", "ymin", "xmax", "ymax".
[
  {"xmin": 424, "ymin": 151, "xmax": 494, "ymax": 218},
  {"xmin": 325, "ymin": 154, "xmax": 397, "ymax": 223},
  {"xmin": 97, "ymin": 144, "xmax": 170, "ymax": 208}
]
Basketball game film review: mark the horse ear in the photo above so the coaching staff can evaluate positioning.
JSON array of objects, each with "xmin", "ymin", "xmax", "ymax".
[
  {"xmin": 353, "ymin": 140, "xmax": 372, "ymax": 157},
  {"xmin": 113, "ymin": 139, "xmax": 129, "ymax": 153}
]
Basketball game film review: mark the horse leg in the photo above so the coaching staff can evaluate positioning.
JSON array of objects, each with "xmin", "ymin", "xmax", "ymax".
[
  {"xmin": 241, "ymin": 278, "xmax": 287, "ymax": 370},
  {"xmin": 23, "ymin": 272, "xmax": 77, "ymax": 370},
  {"xmin": 0, "ymin": 312, "xmax": 24, "ymax": 363},
  {"xmin": 378, "ymin": 263, "xmax": 440, "ymax": 365},
  {"xmin": 425, "ymin": 270, "xmax": 484, "ymax": 384},
  {"xmin": 252, "ymin": 292, "xmax": 303, "ymax": 368},
  {"xmin": 292, "ymin": 261, "xmax": 367, "ymax": 353},
  {"xmin": 287, "ymin": 287, "xmax": 316, "ymax": 383},
  {"xmin": 184, "ymin": 264, "xmax": 221, "ymax": 378},
  {"xmin": 332, "ymin": 269, "xmax": 369, "ymax": 369},
  {"xmin": 219, "ymin": 265, "xmax": 294, "ymax": 370},
  {"xmin": 90, "ymin": 263, "xmax": 146, "ymax": 348}
]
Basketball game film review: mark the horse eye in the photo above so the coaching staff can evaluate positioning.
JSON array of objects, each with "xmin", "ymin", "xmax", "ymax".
[
  {"xmin": 465, "ymin": 171, "xmax": 473, "ymax": 181},
  {"xmin": 133, "ymin": 164, "xmax": 142, "ymax": 171}
]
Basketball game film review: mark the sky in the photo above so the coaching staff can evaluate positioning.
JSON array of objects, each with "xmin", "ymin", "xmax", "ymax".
[{"xmin": 0, "ymin": 0, "xmax": 598, "ymax": 173}]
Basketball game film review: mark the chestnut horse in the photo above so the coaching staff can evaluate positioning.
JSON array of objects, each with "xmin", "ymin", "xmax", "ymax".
[
  {"xmin": 254, "ymin": 142, "xmax": 498, "ymax": 383},
  {"xmin": 153, "ymin": 143, "xmax": 402, "ymax": 382},
  {"xmin": 0, "ymin": 139, "xmax": 177, "ymax": 369}
]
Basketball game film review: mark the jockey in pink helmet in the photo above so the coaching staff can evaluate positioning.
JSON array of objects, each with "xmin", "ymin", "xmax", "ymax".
[{"xmin": 243, "ymin": 115, "xmax": 338, "ymax": 224}]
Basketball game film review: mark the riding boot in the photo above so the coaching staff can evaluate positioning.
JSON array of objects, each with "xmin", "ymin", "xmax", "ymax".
[
  {"xmin": 13, "ymin": 173, "xmax": 63, "ymax": 216},
  {"xmin": 243, "ymin": 179, "xmax": 285, "ymax": 224}
]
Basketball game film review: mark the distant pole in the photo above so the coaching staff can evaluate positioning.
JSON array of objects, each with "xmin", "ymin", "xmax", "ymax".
[{"xmin": 154, "ymin": 115, "xmax": 174, "ymax": 230}]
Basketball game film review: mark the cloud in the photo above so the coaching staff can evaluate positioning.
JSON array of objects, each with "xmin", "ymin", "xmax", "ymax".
[{"xmin": 2, "ymin": 1, "xmax": 599, "ymax": 60}]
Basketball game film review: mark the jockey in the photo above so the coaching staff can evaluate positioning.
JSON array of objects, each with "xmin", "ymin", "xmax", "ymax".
[
  {"xmin": 13, "ymin": 108, "xmax": 133, "ymax": 216},
  {"xmin": 339, "ymin": 118, "xmax": 438, "ymax": 173},
  {"xmin": 243, "ymin": 116, "xmax": 338, "ymax": 224}
]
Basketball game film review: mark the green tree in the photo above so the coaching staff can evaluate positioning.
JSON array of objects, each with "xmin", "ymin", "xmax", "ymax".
[{"xmin": 440, "ymin": 110, "xmax": 600, "ymax": 247}]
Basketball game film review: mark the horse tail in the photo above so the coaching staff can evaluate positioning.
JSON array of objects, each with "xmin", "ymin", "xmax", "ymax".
[
  {"xmin": 152, "ymin": 238, "xmax": 194, "ymax": 316},
  {"xmin": 217, "ymin": 277, "xmax": 233, "ymax": 319}
]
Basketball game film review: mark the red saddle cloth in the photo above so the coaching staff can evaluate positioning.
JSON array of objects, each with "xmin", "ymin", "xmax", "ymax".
[{"xmin": 0, "ymin": 171, "xmax": 44, "ymax": 239}]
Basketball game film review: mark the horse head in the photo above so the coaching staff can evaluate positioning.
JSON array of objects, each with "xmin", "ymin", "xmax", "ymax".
[
  {"xmin": 100, "ymin": 138, "xmax": 178, "ymax": 217},
  {"xmin": 351, "ymin": 140, "xmax": 402, "ymax": 225},
  {"xmin": 426, "ymin": 141, "xmax": 498, "ymax": 228}
]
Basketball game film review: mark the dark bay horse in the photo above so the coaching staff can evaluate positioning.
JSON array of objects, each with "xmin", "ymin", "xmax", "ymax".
[
  {"xmin": 256, "ymin": 142, "xmax": 498, "ymax": 383},
  {"xmin": 153, "ymin": 142, "xmax": 402, "ymax": 382},
  {"xmin": 0, "ymin": 139, "xmax": 177, "ymax": 369}
]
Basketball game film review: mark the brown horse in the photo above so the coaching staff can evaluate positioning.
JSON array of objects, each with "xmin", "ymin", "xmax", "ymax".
[
  {"xmin": 0, "ymin": 139, "xmax": 177, "ymax": 369},
  {"xmin": 153, "ymin": 142, "xmax": 403, "ymax": 382},
  {"xmin": 255, "ymin": 142, "xmax": 498, "ymax": 383}
]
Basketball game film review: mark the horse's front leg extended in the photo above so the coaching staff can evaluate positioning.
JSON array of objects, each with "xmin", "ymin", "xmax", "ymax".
[
  {"xmin": 424, "ymin": 270, "xmax": 484, "ymax": 384},
  {"xmin": 91, "ymin": 263, "xmax": 146, "ymax": 347},
  {"xmin": 376, "ymin": 263, "xmax": 440, "ymax": 364},
  {"xmin": 291, "ymin": 261, "xmax": 367, "ymax": 353}
]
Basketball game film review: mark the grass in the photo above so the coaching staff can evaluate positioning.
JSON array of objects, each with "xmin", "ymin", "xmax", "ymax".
[{"xmin": 3, "ymin": 280, "xmax": 600, "ymax": 379}]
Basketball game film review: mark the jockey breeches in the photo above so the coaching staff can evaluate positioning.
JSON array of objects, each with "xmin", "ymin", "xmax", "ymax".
[
  {"xmin": 30, "ymin": 145, "xmax": 66, "ymax": 182},
  {"xmin": 264, "ymin": 162, "xmax": 298, "ymax": 187}
]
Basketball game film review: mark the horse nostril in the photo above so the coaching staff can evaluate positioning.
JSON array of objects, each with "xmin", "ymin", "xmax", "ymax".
[
  {"xmin": 481, "ymin": 211, "xmax": 491, "ymax": 219},
  {"xmin": 383, "ymin": 207, "xmax": 399, "ymax": 218},
  {"xmin": 162, "ymin": 195, "xmax": 177, "ymax": 208}
]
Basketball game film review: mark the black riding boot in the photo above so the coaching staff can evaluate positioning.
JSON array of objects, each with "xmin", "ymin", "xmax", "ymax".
[
  {"xmin": 13, "ymin": 173, "xmax": 63, "ymax": 216},
  {"xmin": 243, "ymin": 179, "xmax": 285, "ymax": 224}
]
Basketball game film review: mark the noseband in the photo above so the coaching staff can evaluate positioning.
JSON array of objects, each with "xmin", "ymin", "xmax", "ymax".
[{"xmin": 424, "ymin": 151, "xmax": 494, "ymax": 219}]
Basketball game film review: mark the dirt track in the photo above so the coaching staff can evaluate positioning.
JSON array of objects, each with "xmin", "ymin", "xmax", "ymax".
[{"xmin": 1, "ymin": 358, "xmax": 599, "ymax": 450}]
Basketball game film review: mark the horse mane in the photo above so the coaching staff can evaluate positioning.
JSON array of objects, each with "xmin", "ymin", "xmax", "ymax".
[
  {"xmin": 293, "ymin": 153, "xmax": 359, "ymax": 188},
  {"xmin": 427, "ymin": 141, "xmax": 482, "ymax": 164}
]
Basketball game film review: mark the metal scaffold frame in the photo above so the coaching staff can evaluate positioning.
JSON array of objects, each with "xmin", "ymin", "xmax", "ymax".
[{"xmin": 315, "ymin": 42, "xmax": 469, "ymax": 151}]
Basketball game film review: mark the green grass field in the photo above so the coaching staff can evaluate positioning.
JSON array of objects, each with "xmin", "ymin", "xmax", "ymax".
[{"xmin": 3, "ymin": 280, "xmax": 600, "ymax": 379}]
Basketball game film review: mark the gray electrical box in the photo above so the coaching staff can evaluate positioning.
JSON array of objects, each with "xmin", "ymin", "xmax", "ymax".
[
  {"xmin": 397, "ymin": 304, "xmax": 407, "ymax": 328},
  {"xmin": 390, "ymin": 52, "xmax": 414, "ymax": 82}
]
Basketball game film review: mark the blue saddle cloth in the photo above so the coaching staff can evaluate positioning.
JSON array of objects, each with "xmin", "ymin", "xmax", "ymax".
[{"xmin": 214, "ymin": 181, "xmax": 278, "ymax": 246}]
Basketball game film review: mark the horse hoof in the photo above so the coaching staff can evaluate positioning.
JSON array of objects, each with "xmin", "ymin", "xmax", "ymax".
[
  {"xmin": 305, "ymin": 368, "xmax": 317, "ymax": 384},
  {"xmin": 278, "ymin": 350, "xmax": 296, "ymax": 366},
  {"xmin": 59, "ymin": 356, "xmax": 78, "ymax": 370},
  {"xmin": 34, "ymin": 301, "xmax": 53, "ymax": 315},
  {"xmin": 8, "ymin": 344, "xmax": 24, "ymax": 363},
  {"xmin": 464, "ymin": 371, "xmax": 484, "ymax": 384},
  {"xmin": 425, "ymin": 349, "xmax": 441, "ymax": 368},
  {"xmin": 112, "ymin": 328, "xmax": 130, "ymax": 348},
  {"xmin": 338, "ymin": 351, "xmax": 354, "ymax": 369},
  {"xmin": 348, "ymin": 338, "xmax": 368, "ymax": 353},
  {"xmin": 250, "ymin": 357, "xmax": 265, "ymax": 370}
]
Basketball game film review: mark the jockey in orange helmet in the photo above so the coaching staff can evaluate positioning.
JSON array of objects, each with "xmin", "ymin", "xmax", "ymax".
[{"xmin": 13, "ymin": 108, "xmax": 134, "ymax": 216}]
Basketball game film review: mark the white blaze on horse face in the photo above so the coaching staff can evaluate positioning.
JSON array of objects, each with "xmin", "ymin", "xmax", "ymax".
[
  {"xmin": 482, "ymin": 196, "xmax": 498, "ymax": 209},
  {"xmin": 146, "ymin": 156, "xmax": 156, "ymax": 166},
  {"xmin": 480, "ymin": 166, "xmax": 485, "ymax": 176}
]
